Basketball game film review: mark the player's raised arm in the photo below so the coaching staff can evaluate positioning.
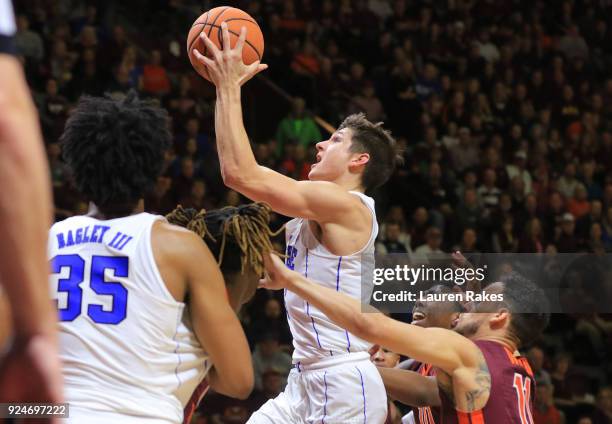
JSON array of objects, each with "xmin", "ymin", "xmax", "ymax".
[
  {"xmin": 261, "ymin": 253, "xmax": 483, "ymax": 377},
  {"xmin": 192, "ymin": 25, "xmax": 396, "ymax": 222}
]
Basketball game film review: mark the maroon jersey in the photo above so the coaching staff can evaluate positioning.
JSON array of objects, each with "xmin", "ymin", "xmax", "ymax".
[
  {"xmin": 439, "ymin": 340, "xmax": 535, "ymax": 424},
  {"xmin": 411, "ymin": 362, "xmax": 441, "ymax": 424},
  {"xmin": 183, "ymin": 378, "xmax": 210, "ymax": 424}
]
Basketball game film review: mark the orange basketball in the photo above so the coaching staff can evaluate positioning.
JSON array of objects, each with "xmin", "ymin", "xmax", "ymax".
[{"xmin": 187, "ymin": 7, "xmax": 265, "ymax": 82}]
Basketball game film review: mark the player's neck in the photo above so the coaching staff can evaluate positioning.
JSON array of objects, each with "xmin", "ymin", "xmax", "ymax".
[
  {"xmin": 330, "ymin": 174, "xmax": 364, "ymax": 193},
  {"xmin": 474, "ymin": 333, "xmax": 518, "ymax": 353},
  {"xmin": 87, "ymin": 199, "xmax": 145, "ymax": 220}
]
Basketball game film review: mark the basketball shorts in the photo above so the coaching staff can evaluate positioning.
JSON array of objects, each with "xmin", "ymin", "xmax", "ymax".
[{"xmin": 247, "ymin": 352, "xmax": 387, "ymax": 424}]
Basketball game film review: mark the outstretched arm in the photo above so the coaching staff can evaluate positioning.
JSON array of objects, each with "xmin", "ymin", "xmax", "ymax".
[
  {"xmin": 192, "ymin": 25, "xmax": 363, "ymax": 222},
  {"xmin": 260, "ymin": 253, "xmax": 482, "ymax": 376},
  {"xmin": 377, "ymin": 367, "xmax": 440, "ymax": 407}
]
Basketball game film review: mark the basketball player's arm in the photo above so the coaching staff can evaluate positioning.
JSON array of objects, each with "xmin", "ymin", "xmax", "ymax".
[
  {"xmin": 0, "ymin": 45, "xmax": 54, "ymax": 340},
  {"xmin": 377, "ymin": 367, "xmax": 441, "ymax": 407},
  {"xmin": 195, "ymin": 26, "xmax": 362, "ymax": 222},
  {"xmin": 181, "ymin": 232, "xmax": 254, "ymax": 399},
  {"xmin": 262, "ymin": 254, "xmax": 483, "ymax": 375},
  {"xmin": 0, "ymin": 2, "xmax": 62, "ymax": 405}
]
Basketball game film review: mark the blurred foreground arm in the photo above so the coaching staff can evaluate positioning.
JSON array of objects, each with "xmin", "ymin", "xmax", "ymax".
[{"xmin": 0, "ymin": 0, "xmax": 62, "ymax": 404}]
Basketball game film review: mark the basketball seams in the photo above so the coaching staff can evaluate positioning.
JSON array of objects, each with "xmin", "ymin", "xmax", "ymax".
[
  {"xmin": 190, "ymin": 23, "xmax": 262, "ymax": 61},
  {"xmin": 221, "ymin": 18, "xmax": 257, "ymax": 25},
  {"xmin": 188, "ymin": 7, "xmax": 263, "ymax": 80}
]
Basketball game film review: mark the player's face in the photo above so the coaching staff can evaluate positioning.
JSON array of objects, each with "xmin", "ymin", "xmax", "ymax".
[
  {"xmin": 411, "ymin": 299, "xmax": 459, "ymax": 329},
  {"xmin": 308, "ymin": 128, "xmax": 355, "ymax": 182},
  {"xmin": 453, "ymin": 283, "xmax": 506, "ymax": 339},
  {"xmin": 371, "ymin": 347, "xmax": 400, "ymax": 368}
]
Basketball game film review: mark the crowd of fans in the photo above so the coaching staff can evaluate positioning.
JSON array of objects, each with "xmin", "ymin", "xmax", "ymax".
[{"xmin": 13, "ymin": 0, "xmax": 612, "ymax": 422}]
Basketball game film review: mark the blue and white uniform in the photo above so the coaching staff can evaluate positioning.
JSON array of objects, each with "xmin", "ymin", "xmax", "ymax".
[
  {"xmin": 48, "ymin": 213, "xmax": 211, "ymax": 424},
  {"xmin": 248, "ymin": 192, "xmax": 387, "ymax": 424}
]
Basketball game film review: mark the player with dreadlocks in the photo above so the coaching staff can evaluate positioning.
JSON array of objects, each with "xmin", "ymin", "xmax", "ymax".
[
  {"xmin": 166, "ymin": 202, "xmax": 280, "ymax": 423},
  {"xmin": 49, "ymin": 92, "xmax": 253, "ymax": 424}
]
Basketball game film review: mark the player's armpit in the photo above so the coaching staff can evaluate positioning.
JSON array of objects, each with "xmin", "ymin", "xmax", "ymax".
[
  {"xmin": 377, "ymin": 367, "xmax": 440, "ymax": 408},
  {"xmin": 225, "ymin": 165, "xmax": 366, "ymax": 223}
]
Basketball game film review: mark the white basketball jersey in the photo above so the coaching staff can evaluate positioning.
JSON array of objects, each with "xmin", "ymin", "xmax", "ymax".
[
  {"xmin": 48, "ymin": 213, "xmax": 210, "ymax": 423},
  {"xmin": 284, "ymin": 191, "xmax": 378, "ymax": 362}
]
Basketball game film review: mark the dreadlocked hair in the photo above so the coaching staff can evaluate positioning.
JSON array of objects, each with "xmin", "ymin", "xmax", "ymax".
[{"xmin": 166, "ymin": 202, "xmax": 281, "ymax": 278}]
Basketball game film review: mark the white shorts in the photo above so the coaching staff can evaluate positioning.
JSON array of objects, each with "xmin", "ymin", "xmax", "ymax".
[{"xmin": 247, "ymin": 352, "xmax": 387, "ymax": 424}]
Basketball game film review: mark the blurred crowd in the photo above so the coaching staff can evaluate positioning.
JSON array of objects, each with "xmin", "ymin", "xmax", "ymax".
[{"xmin": 12, "ymin": 0, "xmax": 612, "ymax": 422}]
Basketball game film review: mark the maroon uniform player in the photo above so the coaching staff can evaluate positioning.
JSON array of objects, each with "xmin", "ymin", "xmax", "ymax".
[
  {"xmin": 259, "ymin": 253, "xmax": 550, "ymax": 424},
  {"xmin": 376, "ymin": 285, "xmax": 463, "ymax": 424}
]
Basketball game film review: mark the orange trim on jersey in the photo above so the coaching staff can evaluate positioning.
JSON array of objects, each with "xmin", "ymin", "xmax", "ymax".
[
  {"xmin": 457, "ymin": 410, "xmax": 485, "ymax": 424},
  {"xmin": 420, "ymin": 363, "xmax": 433, "ymax": 376},
  {"xmin": 504, "ymin": 348, "xmax": 534, "ymax": 378}
]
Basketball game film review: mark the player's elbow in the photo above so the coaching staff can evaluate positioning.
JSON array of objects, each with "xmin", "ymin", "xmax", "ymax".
[
  {"xmin": 226, "ymin": 370, "xmax": 254, "ymax": 400},
  {"xmin": 221, "ymin": 165, "xmax": 247, "ymax": 190}
]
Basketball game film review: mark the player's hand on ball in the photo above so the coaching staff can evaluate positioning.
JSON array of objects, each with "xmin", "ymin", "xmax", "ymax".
[
  {"xmin": 259, "ymin": 253, "xmax": 292, "ymax": 291},
  {"xmin": 192, "ymin": 22, "xmax": 268, "ymax": 87}
]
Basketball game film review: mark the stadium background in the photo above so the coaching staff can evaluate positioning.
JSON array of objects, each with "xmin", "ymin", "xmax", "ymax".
[{"xmin": 11, "ymin": 0, "xmax": 612, "ymax": 422}]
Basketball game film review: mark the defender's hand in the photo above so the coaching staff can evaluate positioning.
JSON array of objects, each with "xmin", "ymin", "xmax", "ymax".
[{"xmin": 192, "ymin": 22, "xmax": 268, "ymax": 87}]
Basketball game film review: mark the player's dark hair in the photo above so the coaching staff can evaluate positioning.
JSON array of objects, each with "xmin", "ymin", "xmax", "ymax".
[
  {"xmin": 339, "ymin": 113, "xmax": 399, "ymax": 192},
  {"xmin": 165, "ymin": 203, "xmax": 280, "ymax": 278},
  {"xmin": 499, "ymin": 273, "xmax": 550, "ymax": 348},
  {"xmin": 60, "ymin": 92, "xmax": 171, "ymax": 216}
]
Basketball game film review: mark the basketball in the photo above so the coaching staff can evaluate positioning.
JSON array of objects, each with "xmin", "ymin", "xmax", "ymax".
[{"xmin": 187, "ymin": 7, "xmax": 264, "ymax": 81}]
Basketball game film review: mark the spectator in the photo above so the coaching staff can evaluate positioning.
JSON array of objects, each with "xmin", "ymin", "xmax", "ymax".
[
  {"xmin": 527, "ymin": 346, "xmax": 552, "ymax": 387},
  {"xmin": 492, "ymin": 215, "xmax": 518, "ymax": 253},
  {"xmin": 558, "ymin": 25, "xmax": 589, "ymax": 61},
  {"xmin": 577, "ymin": 200, "xmax": 603, "ymax": 240},
  {"xmin": 275, "ymin": 97, "xmax": 322, "ymax": 156},
  {"xmin": 249, "ymin": 298, "xmax": 292, "ymax": 347},
  {"xmin": 453, "ymin": 227, "xmax": 479, "ymax": 254},
  {"xmin": 179, "ymin": 179, "xmax": 214, "ymax": 211},
  {"xmin": 172, "ymin": 157, "xmax": 197, "ymax": 202},
  {"xmin": 15, "ymin": 14, "xmax": 44, "ymax": 62},
  {"xmin": 518, "ymin": 217, "xmax": 545, "ymax": 253},
  {"xmin": 348, "ymin": 81, "xmax": 385, "ymax": 122},
  {"xmin": 592, "ymin": 387, "xmax": 612, "ymax": 424},
  {"xmin": 567, "ymin": 184, "xmax": 591, "ymax": 220},
  {"xmin": 279, "ymin": 144, "xmax": 312, "ymax": 181},
  {"xmin": 251, "ymin": 332, "xmax": 292, "ymax": 391},
  {"xmin": 551, "ymin": 353, "xmax": 575, "ymax": 408},
  {"xmin": 533, "ymin": 382, "xmax": 563, "ymax": 424},
  {"xmin": 246, "ymin": 368, "xmax": 286, "ymax": 413},
  {"xmin": 409, "ymin": 207, "xmax": 430, "ymax": 249},
  {"xmin": 506, "ymin": 151, "xmax": 533, "ymax": 195},
  {"xmin": 141, "ymin": 49, "xmax": 171, "ymax": 96},
  {"xmin": 558, "ymin": 163, "xmax": 580, "ymax": 200},
  {"xmin": 555, "ymin": 213, "xmax": 581, "ymax": 252},
  {"xmin": 477, "ymin": 168, "xmax": 501, "ymax": 212},
  {"xmin": 448, "ymin": 127, "xmax": 479, "ymax": 173},
  {"xmin": 376, "ymin": 221, "xmax": 411, "ymax": 254},
  {"xmin": 455, "ymin": 188, "xmax": 482, "ymax": 234},
  {"xmin": 414, "ymin": 226, "xmax": 443, "ymax": 256}
]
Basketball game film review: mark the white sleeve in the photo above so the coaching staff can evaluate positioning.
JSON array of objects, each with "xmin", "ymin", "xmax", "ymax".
[{"xmin": 0, "ymin": 0, "xmax": 16, "ymax": 36}]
